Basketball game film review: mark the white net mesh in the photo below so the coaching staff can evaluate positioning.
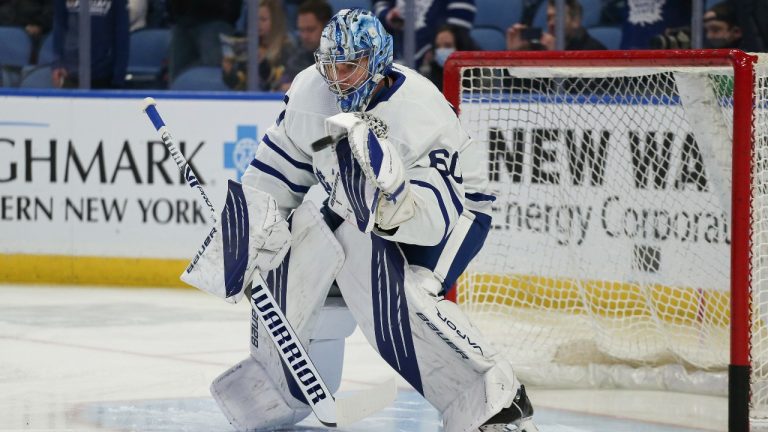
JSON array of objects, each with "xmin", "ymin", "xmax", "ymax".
[
  {"xmin": 752, "ymin": 56, "xmax": 768, "ymax": 419},
  {"xmin": 449, "ymin": 54, "xmax": 768, "ymax": 417}
]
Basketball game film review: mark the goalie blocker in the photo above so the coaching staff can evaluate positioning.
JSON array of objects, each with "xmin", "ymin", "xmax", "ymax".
[{"xmin": 181, "ymin": 180, "xmax": 291, "ymax": 303}]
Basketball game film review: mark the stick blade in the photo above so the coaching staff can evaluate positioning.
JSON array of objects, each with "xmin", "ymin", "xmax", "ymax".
[
  {"xmin": 334, "ymin": 377, "xmax": 398, "ymax": 426},
  {"xmin": 312, "ymin": 398, "xmax": 339, "ymax": 427}
]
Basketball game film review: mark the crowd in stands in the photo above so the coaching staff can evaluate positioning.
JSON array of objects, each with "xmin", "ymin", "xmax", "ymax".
[{"xmin": 0, "ymin": 0, "xmax": 765, "ymax": 90}]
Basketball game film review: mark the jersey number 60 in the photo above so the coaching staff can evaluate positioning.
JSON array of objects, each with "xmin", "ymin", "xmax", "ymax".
[{"xmin": 429, "ymin": 149, "xmax": 463, "ymax": 184}]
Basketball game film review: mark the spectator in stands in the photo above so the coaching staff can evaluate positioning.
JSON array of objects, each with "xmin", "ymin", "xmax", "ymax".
[
  {"xmin": 0, "ymin": 0, "xmax": 53, "ymax": 64},
  {"xmin": 129, "ymin": 0, "xmax": 148, "ymax": 31},
  {"xmin": 506, "ymin": 0, "xmax": 605, "ymax": 50},
  {"xmin": 51, "ymin": 0, "xmax": 129, "ymax": 89},
  {"xmin": 734, "ymin": 0, "xmax": 767, "ymax": 51},
  {"xmin": 619, "ymin": 0, "xmax": 690, "ymax": 49},
  {"xmin": 279, "ymin": 0, "xmax": 332, "ymax": 91},
  {"xmin": 599, "ymin": 0, "xmax": 624, "ymax": 26},
  {"xmin": 703, "ymin": 1, "xmax": 743, "ymax": 48},
  {"xmin": 420, "ymin": 24, "xmax": 478, "ymax": 90},
  {"xmin": 146, "ymin": 0, "xmax": 170, "ymax": 28},
  {"xmin": 222, "ymin": 0, "xmax": 294, "ymax": 91},
  {"xmin": 167, "ymin": 0, "xmax": 241, "ymax": 82},
  {"xmin": 373, "ymin": 0, "xmax": 475, "ymax": 67}
]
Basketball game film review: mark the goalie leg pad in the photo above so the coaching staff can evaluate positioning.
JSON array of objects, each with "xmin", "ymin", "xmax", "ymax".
[
  {"xmin": 442, "ymin": 359, "xmax": 521, "ymax": 432},
  {"xmin": 250, "ymin": 200, "xmax": 347, "ymax": 405},
  {"xmin": 211, "ymin": 356, "xmax": 312, "ymax": 431},
  {"xmin": 212, "ymin": 201, "xmax": 349, "ymax": 429},
  {"xmin": 211, "ymin": 330, "xmax": 354, "ymax": 431},
  {"xmin": 333, "ymin": 224, "xmax": 521, "ymax": 432}
]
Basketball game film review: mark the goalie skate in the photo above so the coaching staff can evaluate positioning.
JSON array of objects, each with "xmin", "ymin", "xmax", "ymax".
[{"xmin": 478, "ymin": 385, "xmax": 539, "ymax": 432}]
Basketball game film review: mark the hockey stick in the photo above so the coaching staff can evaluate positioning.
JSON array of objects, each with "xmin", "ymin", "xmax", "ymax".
[
  {"xmin": 311, "ymin": 113, "xmax": 388, "ymax": 152},
  {"xmin": 311, "ymin": 134, "xmax": 342, "ymax": 152},
  {"xmin": 140, "ymin": 97, "xmax": 396, "ymax": 427}
]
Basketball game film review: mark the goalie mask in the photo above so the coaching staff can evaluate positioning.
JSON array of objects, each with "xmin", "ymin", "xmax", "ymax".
[{"xmin": 315, "ymin": 8, "xmax": 393, "ymax": 112}]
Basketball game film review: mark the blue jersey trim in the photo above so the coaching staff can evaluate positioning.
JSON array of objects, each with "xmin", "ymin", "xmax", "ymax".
[
  {"xmin": 262, "ymin": 134, "xmax": 314, "ymax": 173},
  {"xmin": 410, "ymin": 179, "xmax": 450, "ymax": 240},
  {"xmin": 400, "ymin": 210, "xmax": 492, "ymax": 293},
  {"xmin": 366, "ymin": 69, "xmax": 406, "ymax": 111},
  {"xmin": 250, "ymin": 159, "xmax": 311, "ymax": 193},
  {"xmin": 277, "ymin": 95, "xmax": 289, "ymax": 125},
  {"xmin": 441, "ymin": 210, "xmax": 491, "ymax": 291},
  {"xmin": 466, "ymin": 192, "xmax": 496, "ymax": 202},
  {"xmin": 438, "ymin": 174, "xmax": 464, "ymax": 217}
]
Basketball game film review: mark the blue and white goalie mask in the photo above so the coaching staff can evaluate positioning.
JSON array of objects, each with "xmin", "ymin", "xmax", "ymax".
[{"xmin": 314, "ymin": 8, "xmax": 393, "ymax": 112}]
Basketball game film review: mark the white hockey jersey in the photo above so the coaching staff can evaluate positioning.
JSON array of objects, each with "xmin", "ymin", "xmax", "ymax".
[{"xmin": 241, "ymin": 64, "xmax": 493, "ymax": 247}]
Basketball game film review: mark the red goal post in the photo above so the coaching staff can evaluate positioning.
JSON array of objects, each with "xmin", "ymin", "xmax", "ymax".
[{"xmin": 443, "ymin": 49, "xmax": 765, "ymax": 432}]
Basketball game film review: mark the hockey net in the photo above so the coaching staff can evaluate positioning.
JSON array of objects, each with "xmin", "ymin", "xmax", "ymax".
[{"xmin": 443, "ymin": 50, "xmax": 768, "ymax": 428}]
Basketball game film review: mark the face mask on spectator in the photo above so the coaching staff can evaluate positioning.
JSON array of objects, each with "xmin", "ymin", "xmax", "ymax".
[
  {"xmin": 435, "ymin": 47, "xmax": 455, "ymax": 67},
  {"xmin": 705, "ymin": 37, "xmax": 732, "ymax": 48}
]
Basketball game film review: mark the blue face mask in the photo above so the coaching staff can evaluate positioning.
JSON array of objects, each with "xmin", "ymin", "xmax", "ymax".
[{"xmin": 434, "ymin": 47, "xmax": 456, "ymax": 67}]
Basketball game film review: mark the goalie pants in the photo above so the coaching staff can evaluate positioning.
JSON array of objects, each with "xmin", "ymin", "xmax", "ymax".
[{"xmin": 214, "ymin": 202, "xmax": 520, "ymax": 432}]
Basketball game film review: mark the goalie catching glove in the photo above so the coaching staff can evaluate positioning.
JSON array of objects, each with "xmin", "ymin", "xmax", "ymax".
[
  {"xmin": 326, "ymin": 112, "xmax": 415, "ymax": 233},
  {"xmin": 181, "ymin": 180, "xmax": 291, "ymax": 303}
]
